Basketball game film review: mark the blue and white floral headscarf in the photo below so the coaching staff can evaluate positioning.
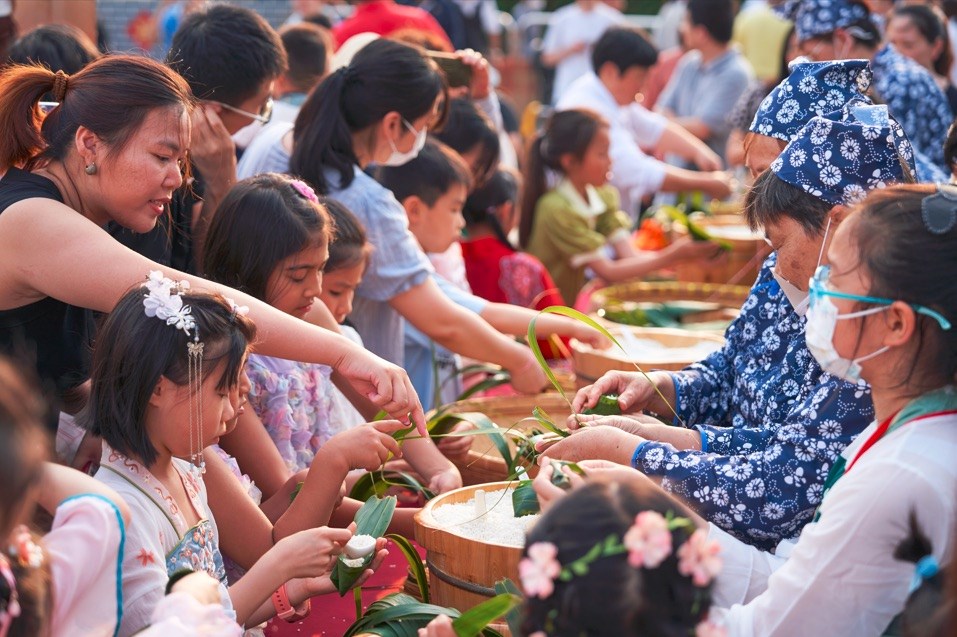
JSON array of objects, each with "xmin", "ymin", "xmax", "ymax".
[
  {"xmin": 749, "ymin": 59, "xmax": 872, "ymax": 143},
  {"xmin": 778, "ymin": 0, "xmax": 871, "ymax": 42},
  {"xmin": 771, "ymin": 102, "xmax": 917, "ymax": 206}
]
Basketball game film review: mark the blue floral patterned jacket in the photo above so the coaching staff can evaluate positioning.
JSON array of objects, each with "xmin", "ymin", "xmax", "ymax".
[{"xmin": 634, "ymin": 254, "xmax": 874, "ymax": 550}]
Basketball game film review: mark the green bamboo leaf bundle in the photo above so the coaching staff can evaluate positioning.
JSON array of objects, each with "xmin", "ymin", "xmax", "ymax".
[{"xmin": 331, "ymin": 496, "xmax": 397, "ymax": 595}]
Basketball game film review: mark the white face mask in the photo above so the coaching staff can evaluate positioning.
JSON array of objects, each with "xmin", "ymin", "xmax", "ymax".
[
  {"xmin": 805, "ymin": 295, "xmax": 889, "ymax": 382},
  {"xmin": 382, "ymin": 118, "xmax": 427, "ymax": 167},
  {"xmin": 772, "ymin": 269, "xmax": 810, "ymax": 316}
]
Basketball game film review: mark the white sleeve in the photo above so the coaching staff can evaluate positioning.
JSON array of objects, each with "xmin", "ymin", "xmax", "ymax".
[
  {"xmin": 46, "ymin": 495, "xmax": 125, "ymax": 636},
  {"xmin": 622, "ymin": 103, "xmax": 668, "ymax": 150},
  {"xmin": 607, "ymin": 117, "xmax": 667, "ymax": 201},
  {"xmin": 707, "ymin": 524, "xmax": 785, "ymax": 609},
  {"xmin": 137, "ymin": 593, "xmax": 243, "ymax": 636},
  {"xmin": 722, "ymin": 460, "xmax": 952, "ymax": 637}
]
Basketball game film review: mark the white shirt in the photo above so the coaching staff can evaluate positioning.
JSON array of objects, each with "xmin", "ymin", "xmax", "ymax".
[
  {"xmin": 542, "ymin": 2, "xmax": 624, "ymax": 104},
  {"xmin": 557, "ymin": 73, "xmax": 668, "ymax": 218},
  {"xmin": 709, "ymin": 412, "xmax": 957, "ymax": 637}
]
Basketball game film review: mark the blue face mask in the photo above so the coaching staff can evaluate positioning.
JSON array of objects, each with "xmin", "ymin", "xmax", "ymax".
[{"xmin": 805, "ymin": 266, "xmax": 952, "ymax": 382}]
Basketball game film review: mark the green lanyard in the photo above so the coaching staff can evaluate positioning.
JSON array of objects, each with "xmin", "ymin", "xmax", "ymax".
[{"xmin": 814, "ymin": 386, "xmax": 957, "ymax": 522}]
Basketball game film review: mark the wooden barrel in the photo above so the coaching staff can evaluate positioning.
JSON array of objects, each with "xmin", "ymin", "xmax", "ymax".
[
  {"xmin": 571, "ymin": 326, "xmax": 725, "ymax": 386},
  {"xmin": 673, "ymin": 216, "xmax": 770, "ymax": 286},
  {"xmin": 415, "ymin": 482, "xmax": 525, "ymax": 636},
  {"xmin": 445, "ymin": 393, "xmax": 573, "ymax": 486}
]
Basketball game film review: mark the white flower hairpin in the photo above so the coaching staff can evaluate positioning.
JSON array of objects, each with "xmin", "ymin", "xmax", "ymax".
[{"xmin": 144, "ymin": 271, "xmax": 196, "ymax": 336}]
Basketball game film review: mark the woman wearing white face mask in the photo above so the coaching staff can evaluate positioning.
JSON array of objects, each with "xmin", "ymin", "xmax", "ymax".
[
  {"xmin": 235, "ymin": 38, "xmax": 547, "ymax": 395},
  {"xmin": 702, "ymin": 184, "xmax": 957, "ymax": 636},
  {"xmin": 543, "ymin": 103, "xmax": 916, "ymax": 552}
]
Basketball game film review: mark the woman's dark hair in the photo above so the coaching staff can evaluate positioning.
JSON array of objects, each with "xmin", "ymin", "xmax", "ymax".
[
  {"xmin": 945, "ymin": 120, "xmax": 957, "ymax": 174},
  {"xmin": 890, "ymin": 4, "xmax": 954, "ymax": 77},
  {"xmin": 324, "ymin": 197, "xmax": 372, "ymax": 273},
  {"xmin": 375, "ymin": 138, "xmax": 472, "ymax": 206},
  {"xmin": 520, "ymin": 108, "xmax": 607, "ymax": 248},
  {"xmin": 463, "ymin": 167, "xmax": 520, "ymax": 247},
  {"xmin": 202, "ymin": 173, "xmax": 333, "ymax": 302},
  {"xmin": 894, "ymin": 512, "xmax": 951, "ymax": 637},
  {"xmin": 166, "ymin": 4, "xmax": 286, "ymax": 106},
  {"xmin": 591, "ymin": 26, "xmax": 658, "ymax": 75},
  {"xmin": 743, "ymin": 169, "xmax": 833, "ymax": 236},
  {"xmin": 0, "ymin": 54, "xmax": 193, "ymax": 172},
  {"xmin": 521, "ymin": 480, "xmax": 711, "ymax": 637},
  {"xmin": 7, "ymin": 24, "xmax": 101, "ymax": 76},
  {"xmin": 431, "ymin": 97, "xmax": 500, "ymax": 187},
  {"xmin": 849, "ymin": 185, "xmax": 957, "ymax": 389},
  {"xmin": 279, "ymin": 22, "xmax": 333, "ymax": 94},
  {"xmin": 79, "ymin": 288, "xmax": 256, "ymax": 467},
  {"xmin": 290, "ymin": 38, "xmax": 449, "ymax": 194}
]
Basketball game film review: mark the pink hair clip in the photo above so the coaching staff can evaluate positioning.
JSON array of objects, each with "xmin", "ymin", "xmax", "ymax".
[
  {"xmin": 0, "ymin": 555, "xmax": 20, "ymax": 637},
  {"xmin": 290, "ymin": 179, "xmax": 319, "ymax": 203}
]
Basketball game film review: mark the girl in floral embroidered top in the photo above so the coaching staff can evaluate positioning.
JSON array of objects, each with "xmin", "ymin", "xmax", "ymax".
[
  {"xmin": 202, "ymin": 173, "xmax": 462, "ymax": 536},
  {"xmin": 83, "ymin": 283, "xmax": 379, "ymax": 636}
]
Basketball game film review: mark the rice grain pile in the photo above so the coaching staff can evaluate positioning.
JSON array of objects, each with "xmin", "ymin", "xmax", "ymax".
[{"xmin": 431, "ymin": 488, "xmax": 538, "ymax": 547}]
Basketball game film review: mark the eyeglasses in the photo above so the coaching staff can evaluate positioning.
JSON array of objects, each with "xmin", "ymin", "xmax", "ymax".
[
  {"xmin": 211, "ymin": 96, "xmax": 273, "ymax": 124},
  {"xmin": 809, "ymin": 266, "xmax": 951, "ymax": 330}
]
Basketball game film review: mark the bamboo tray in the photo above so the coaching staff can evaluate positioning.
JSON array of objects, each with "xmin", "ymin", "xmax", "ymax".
[
  {"xmin": 590, "ymin": 280, "xmax": 750, "ymax": 313},
  {"xmin": 672, "ymin": 216, "xmax": 770, "ymax": 286}
]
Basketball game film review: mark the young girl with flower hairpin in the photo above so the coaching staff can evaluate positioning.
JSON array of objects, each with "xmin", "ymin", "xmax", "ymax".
[
  {"xmin": 82, "ymin": 278, "xmax": 386, "ymax": 636},
  {"xmin": 201, "ymin": 173, "xmax": 459, "ymax": 536},
  {"xmin": 420, "ymin": 467, "xmax": 724, "ymax": 637}
]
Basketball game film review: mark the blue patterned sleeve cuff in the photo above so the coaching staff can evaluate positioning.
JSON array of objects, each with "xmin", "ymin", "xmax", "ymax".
[
  {"xmin": 697, "ymin": 426, "xmax": 709, "ymax": 453},
  {"xmin": 631, "ymin": 441, "xmax": 651, "ymax": 469}
]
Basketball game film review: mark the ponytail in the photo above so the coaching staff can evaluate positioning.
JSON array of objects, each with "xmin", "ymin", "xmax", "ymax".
[
  {"xmin": 519, "ymin": 108, "xmax": 607, "ymax": 248},
  {"xmin": 0, "ymin": 55, "xmax": 192, "ymax": 173},
  {"xmin": 289, "ymin": 38, "xmax": 448, "ymax": 194},
  {"xmin": 519, "ymin": 133, "xmax": 548, "ymax": 249},
  {"xmin": 0, "ymin": 65, "xmax": 57, "ymax": 171},
  {"xmin": 463, "ymin": 168, "xmax": 519, "ymax": 248}
]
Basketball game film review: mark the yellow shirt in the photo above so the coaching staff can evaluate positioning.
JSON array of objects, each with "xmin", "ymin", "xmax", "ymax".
[
  {"xmin": 733, "ymin": 6, "xmax": 792, "ymax": 83},
  {"xmin": 526, "ymin": 181, "xmax": 631, "ymax": 304}
]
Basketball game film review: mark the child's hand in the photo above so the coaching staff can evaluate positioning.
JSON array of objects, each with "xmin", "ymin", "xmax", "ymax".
[
  {"xmin": 291, "ymin": 536, "xmax": 389, "ymax": 598},
  {"xmin": 670, "ymin": 236, "xmax": 726, "ymax": 261},
  {"xmin": 273, "ymin": 526, "xmax": 353, "ymax": 581},
  {"xmin": 508, "ymin": 353, "xmax": 548, "ymax": 394},
  {"xmin": 701, "ymin": 171, "xmax": 734, "ymax": 200},
  {"xmin": 428, "ymin": 466, "xmax": 463, "ymax": 495},
  {"xmin": 574, "ymin": 324, "xmax": 611, "ymax": 350},
  {"xmin": 436, "ymin": 421, "xmax": 473, "ymax": 462},
  {"xmin": 324, "ymin": 420, "xmax": 405, "ymax": 473},
  {"xmin": 533, "ymin": 463, "xmax": 584, "ymax": 513},
  {"xmin": 170, "ymin": 571, "xmax": 222, "ymax": 606},
  {"xmin": 456, "ymin": 48, "xmax": 490, "ymax": 100}
]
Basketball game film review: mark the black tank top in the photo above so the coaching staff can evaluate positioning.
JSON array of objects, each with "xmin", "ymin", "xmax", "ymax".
[{"xmin": 0, "ymin": 168, "xmax": 96, "ymax": 428}]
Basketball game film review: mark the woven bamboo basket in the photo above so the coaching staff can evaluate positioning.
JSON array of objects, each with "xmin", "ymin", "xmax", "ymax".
[
  {"xmin": 414, "ymin": 482, "xmax": 524, "ymax": 636},
  {"xmin": 590, "ymin": 280, "xmax": 750, "ymax": 314},
  {"xmin": 445, "ymin": 393, "xmax": 572, "ymax": 486},
  {"xmin": 571, "ymin": 326, "xmax": 725, "ymax": 386},
  {"xmin": 672, "ymin": 216, "xmax": 770, "ymax": 286}
]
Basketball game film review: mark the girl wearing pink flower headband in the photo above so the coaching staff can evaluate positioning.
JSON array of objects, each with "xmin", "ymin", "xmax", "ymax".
[{"xmin": 421, "ymin": 476, "xmax": 725, "ymax": 637}]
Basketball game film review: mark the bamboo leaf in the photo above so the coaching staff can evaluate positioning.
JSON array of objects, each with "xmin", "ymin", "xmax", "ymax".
[
  {"xmin": 386, "ymin": 533, "xmax": 430, "ymax": 604},
  {"xmin": 582, "ymin": 394, "xmax": 621, "ymax": 416},
  {"xmin": 455, "ymin": 371, "xmax": 512, "ymax": 401},
  {"xmin": 493, "ymin": 579, "xmax": 524, "ymax": 636},
  {"xmin": 531, "ymin": 406, "xmax": 569, "ymax": 438},
  {"xmin": 452, "ymin": 593, "xmax": 522, "ymax": 637},
  {"xmin": 332, "ymin": 496, "xmax": 398, "ymax": 595},
  {"xmin": 662, "ymin": 205, "xmax": 733, "ymax": 250},
  {"xmin": 531, "ymin": 306, "xmax": 683, "ymax": 425},
  {"xmin": 511, "ymin": 480, "xmax": 540, "ymax": 516},
  {"xmin": 349, "ymin": 471, "xmax": 435, "ymax": 502}
]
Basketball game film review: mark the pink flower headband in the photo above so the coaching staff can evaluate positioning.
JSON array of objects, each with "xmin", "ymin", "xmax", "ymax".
[
  {"xmin": 520, "ymin": 510, "xmax": 724, "ymax": 637},
  {"xmin": 290, "ymin": 179, "xmax": 319, "ymax": 203}
]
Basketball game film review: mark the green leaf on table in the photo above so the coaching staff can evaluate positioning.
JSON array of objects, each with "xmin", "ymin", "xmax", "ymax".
[
  {"xmin": 331, "ymin": 496, "xmax": 397, "ymax": 596},
  {"xmin": 511, "ymin": 479, "xmax": 540, "ymax": 517}
]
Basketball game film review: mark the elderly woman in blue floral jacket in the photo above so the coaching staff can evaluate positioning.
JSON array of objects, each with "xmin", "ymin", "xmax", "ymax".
[{"xmin": 543, "ymin": 100, "xmax": 917, "ymax": 551}]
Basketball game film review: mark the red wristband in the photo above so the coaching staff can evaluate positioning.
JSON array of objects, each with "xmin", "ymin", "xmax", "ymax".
[{"xmin": 272, "ymin": 583, "xmax": 311, "ymax": 622}]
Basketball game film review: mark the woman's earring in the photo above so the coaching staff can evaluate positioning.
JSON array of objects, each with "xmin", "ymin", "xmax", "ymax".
[{"xmin": 85, "ymin": 162, "xmax": 97, "ymax": 175}]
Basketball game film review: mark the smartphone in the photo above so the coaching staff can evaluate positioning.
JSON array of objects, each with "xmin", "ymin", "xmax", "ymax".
[{"xmin": 426, "ymin": 51, "xmax": 473, "ymax": 89}]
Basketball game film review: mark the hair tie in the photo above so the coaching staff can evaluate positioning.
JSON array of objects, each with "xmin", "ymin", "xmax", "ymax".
[
  {"xmin": 916, "ymin": 555, "xmax": 940, "ymax": 581},
  {"xmin": 52, "ymin": 70, "xmax": 69, "ymax": 102},
  {"xmin": 921, "ymin": 185, "xmax": 957, "ymax": 235},
  {"xmin": 290, "ymin": 179, "xmax": 319, "ymax": 203}
]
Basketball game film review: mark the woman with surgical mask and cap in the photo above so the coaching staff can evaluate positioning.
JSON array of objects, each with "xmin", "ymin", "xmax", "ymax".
[
  {"xmin": 778, "ymin": 0, "xmax": 953, "ymax": 171},
  {"xmin": 541, "ymin": 102, "xmax": 917, "ymax": 552}
]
